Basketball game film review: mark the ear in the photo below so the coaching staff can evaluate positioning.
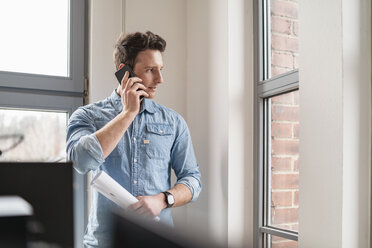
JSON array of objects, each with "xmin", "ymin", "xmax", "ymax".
[{"xmin": 118, "ymin": 63, "xmax": 125, "ymax": 69}]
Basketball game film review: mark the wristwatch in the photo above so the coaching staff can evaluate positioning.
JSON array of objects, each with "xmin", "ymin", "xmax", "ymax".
[{"xmin": 162, "ymin": 191, "xmax": 175, "ymax": 208}]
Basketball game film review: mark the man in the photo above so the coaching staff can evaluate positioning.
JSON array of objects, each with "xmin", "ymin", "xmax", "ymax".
[{"xmin": 66, "ymin": 31, "xmax": 202, "ymax": 247}]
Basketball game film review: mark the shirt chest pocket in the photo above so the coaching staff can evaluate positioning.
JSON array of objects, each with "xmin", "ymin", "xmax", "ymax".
[{"xmin": 142, "ymin": 123, "xmax": 173, "ymax": 160}]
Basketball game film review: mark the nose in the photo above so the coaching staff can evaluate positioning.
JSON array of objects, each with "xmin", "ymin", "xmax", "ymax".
[{"xmin": 156, "ymin": 70, "xmax": 163, "ymax": 84}]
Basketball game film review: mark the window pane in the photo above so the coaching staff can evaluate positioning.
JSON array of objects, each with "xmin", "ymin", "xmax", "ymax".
[
  {"xmin": 269, "ymin": 90, "xmax": 299, "ymax": 232},
  {"xmin": 268, "ymin": 234, "xmax": 298, "ymax": 248},
  {"xmin": 0, "ymin": 0, "xmax": 70, "ymax": 77},
  {"xmin": 270, "ymin": 0, "xmax": 299, "ymax": 77},
  {"xmin": 0, "ymin": 109, "xmax": 68, "ymax": 162}
]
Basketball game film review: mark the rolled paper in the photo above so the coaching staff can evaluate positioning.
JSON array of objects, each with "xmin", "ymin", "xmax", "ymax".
[{"xmin": 91, "ymin": 170, "xmax": 160, "ymax": 221}]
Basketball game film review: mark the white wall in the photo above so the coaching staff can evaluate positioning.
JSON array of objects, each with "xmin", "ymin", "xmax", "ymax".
[
  {"xmin": 228, "ymin": 0, "xmax": 254, "ymax": 246},
  {"xmin": 299, "ymin": 0, "xmax": 371, "ymax": 247},
  {"xmin": 89, "ymin": 0, "xmax": 124, "ymax": 103},
  {"xmin": 341, "ymin": 0, "xmax": 371, "ymax": 246},
  {"xmin": 185, "ymin": 1, "xmax": 255, "ymax": 246},
  {"xmin": 186, "ymin": 0, "xmax": 229, "ymax": 244}
]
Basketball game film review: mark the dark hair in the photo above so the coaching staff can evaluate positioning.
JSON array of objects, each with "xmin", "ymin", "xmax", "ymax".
[{"xmin": 113, "ymin": 31, "xmax": 166, "ymax": 69}]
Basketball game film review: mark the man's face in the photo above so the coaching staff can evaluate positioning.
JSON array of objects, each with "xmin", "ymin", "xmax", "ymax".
[{"xmin": 133, "ymin": 49, "xmax": 164, "ymax": 99}]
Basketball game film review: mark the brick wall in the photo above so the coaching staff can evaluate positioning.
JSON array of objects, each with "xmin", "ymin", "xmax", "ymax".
[
  {"xmin": 271, "ymin": 91, "xmax": 299, "ymax": 229},
  {"xmin": 270, "ymin": 0, "xmax": 299, "ymax": 247},
  {"xmin": 270, "ymin": 0, "xmax": 299, "ymax": 77}
]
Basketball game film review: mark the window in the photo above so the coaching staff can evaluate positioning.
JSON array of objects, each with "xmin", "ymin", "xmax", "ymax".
[
  {"xmin": 0, "ymin": 1, "xmax": 86, "ymax": 247},
  {"xmin": 254, "ymin": 0, "xmax": 299, "ymax": 247},
  {"xmin": 0, "ymin": 109, "xmax": 68, "ymax": 161},
  {"xmin": 0, "ymin": 0, "xmax": 70, "ymax": 77},
  {"xmin": 0, "ymin": 0, "xmax": 85, "ymax": 93}
]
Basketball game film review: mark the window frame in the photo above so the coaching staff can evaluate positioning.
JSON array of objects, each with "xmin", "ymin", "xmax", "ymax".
[
  {"xmin": 0, "ymin": 1, "xmax": 87, "ymax": 247},
  {"xmin": 253, "ymin": 0, "xmax": 299, "ymax": 247}
]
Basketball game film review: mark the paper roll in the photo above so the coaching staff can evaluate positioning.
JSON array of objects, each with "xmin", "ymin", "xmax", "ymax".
[{"xmin": 90, "ymin": 170, "xmax": 160, "ymax": 221}]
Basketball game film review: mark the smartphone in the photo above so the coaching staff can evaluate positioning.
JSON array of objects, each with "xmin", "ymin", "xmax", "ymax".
[
  {"xmin": 115, "ymin": 64, "xmax": 136, "ymax": 84},
  {"xmin": 115, "ymin": 65, "xmax": 144, "ymax": 99}
]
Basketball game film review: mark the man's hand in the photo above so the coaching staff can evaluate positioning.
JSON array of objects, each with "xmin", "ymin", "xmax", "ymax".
[
  {"xmin": 117, "ymin": 70, "xmax": 149, "ymax": 116},
  {"xmin": 127, "ymin": 193, "xmax": 166, "ymax": 218}
]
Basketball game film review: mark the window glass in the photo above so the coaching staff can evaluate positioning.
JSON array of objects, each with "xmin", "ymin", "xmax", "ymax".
[
  {"xmin": 270, "ymin": 0, "xmax": 299, "ymax": 77},
  {"xmin": 0, "ymin": 109, "xmax": 68, "ymax": 162},
  {"xmin": 269, "ymin": 90, "xmax": 299, "ymax": 232},
  {"xmin": 0, "ymin": 0, "xmax": 70, "ymax": 77}
]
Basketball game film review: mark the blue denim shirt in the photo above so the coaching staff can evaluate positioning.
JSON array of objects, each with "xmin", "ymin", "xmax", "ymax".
[{"xmin": 66, "ymin": 90, "xmax": 202, "ymax": 247}]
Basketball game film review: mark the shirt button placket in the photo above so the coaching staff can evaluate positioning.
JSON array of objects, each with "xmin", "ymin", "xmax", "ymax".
[
  {"xmin": 132, "ymin": 120, "xmax": 138, "ymax": 196},
  {"xmin": 133, "ymin": 156, "xmax": 138, "ymax": 194}
]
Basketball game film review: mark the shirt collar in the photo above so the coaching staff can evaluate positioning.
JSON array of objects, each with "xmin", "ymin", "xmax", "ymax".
[
  {"xmin": 110, "ymin": 90, "xmax": 156, "ymax": 114},
  {"xmin": 139, "ymin": 98, "xmax": 156, "ymax": 114}
]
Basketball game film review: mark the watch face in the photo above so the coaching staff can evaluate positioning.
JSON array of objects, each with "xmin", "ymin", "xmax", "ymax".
[{"xmin": 168, "ymin": 194, "xmax": 175, "ymax": 205}]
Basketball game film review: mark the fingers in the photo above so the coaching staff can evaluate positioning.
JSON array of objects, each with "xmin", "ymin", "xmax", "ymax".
[
  {"xmin": 127, "ymin": 198, "xmax": 157, "ymax": 218},
  {"xmin": 120, "ymin": 71, "xmax": 130, "ymax": 93},
  {"xmin": 126, "ymin": 82, "xmax": 150, "ymax": 99},
  {"xmin": 125, "ymin": 76, "xmax": 143, "ymax": 90},
  {"xmin": 127, "ymin": 201, "xmax": 141, "ymax": 212}
]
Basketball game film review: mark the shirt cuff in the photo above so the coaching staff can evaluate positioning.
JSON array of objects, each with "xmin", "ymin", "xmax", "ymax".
[
  {"xmin": 83, "ymin": 133, "xmax": 105, "ymax": 163},
  {"xmin": 176, "ymin": 177, "xmax": 202, "ymax": 202},
  {"xmin": 72, "ymin": 133, "xmax": 105, "ymax": 174}
]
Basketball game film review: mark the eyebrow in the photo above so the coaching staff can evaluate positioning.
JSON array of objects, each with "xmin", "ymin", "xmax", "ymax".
[{"xmin": 144, "ymin": 66, "xmax": 164, "ymax": 70}]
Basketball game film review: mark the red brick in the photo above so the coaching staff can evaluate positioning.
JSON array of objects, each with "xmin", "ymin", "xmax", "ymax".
[
  {"xmin": 271, "ymin": 157, "xmax": 292, "ymax": 171},
  {"xmin": 272, "ymin": 105, "xmax": 299, "ymax": 122},
  {"xmin": 272, "ymin": 222, "xmax": 299, "ymax": 232},
  {"xmin": 272, "ymin": 207, "xmax": 299, "ymax": 224},
  {"xmin": 271, "ymin": 0, "xmax": 298, "ymax": 19},
  {"xmin": 292, "ymin": 223, "xmax": 299, "ymax": 232},
  {"xmin": 293, "ymin": 158, "xmax": 299, "ymax": 171},
  {"xmin": 272, "ymin": 122, "xmax": 292, "ymax": 138},
  {"xmin": 293, "ymin": 123, "xmax": 299, "ymax": 138},
  {"xmin": 272, "ymin": 92, "xmax": 294, "ymax": 104},
  {"xmin": 271, "ymin": 173, "xmax": 299, "ymax": 189},
  {"xmin": 272, "ymin": 240, "xmax": 298, "ymax": 248},
  {"xmin": 271, "ymin": 16, "xmax": 291, "ymax": 35},
  {"xmin": 294, "ymin": 54, "xmax": 299, "ymax": 68},
  {"xmin": 293, "ymin": 90, "xmax": 299, "ymax": 105},
  {"xmin": 272, "ymin": 224, "xmax": 292, "ymax": 230},
  {"xmin": 272, "ymin": 52, "xmax": 293, "ymax": 68},
  {"xmin": 271, "ymin": 139, "xmax": 299, "ymax": 155},
  {"xmin": 272, "ymin": 34, "xmax": 299, "ymax": 53},
  {"xmin": 294, "ymin": 190, "xmax": 299, "ymax": 206},
  {"xmin": 272, "ymin": 191, "xmax": 292, "ymax": 207},
  {"xmin": 271, "ymin": 66, "xmax": 290, "ymax": 77},
  {"xmin": 292, "ymin": 20, "xmax": 299, "ymax": 36},
  {"xmin": 272, "ymin": 235, "xmax": 287, "ymax": 242}
]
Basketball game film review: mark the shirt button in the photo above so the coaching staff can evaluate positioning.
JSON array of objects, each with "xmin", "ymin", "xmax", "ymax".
[
  {"xmin": 134, "ymin": 180, "xmax": 137, "ymax": 184},
  {"xmin": 160, "ymin": 130, "xmax": 163, "ymax": 134},
  {"xmin": 133, "ymin": 137, "xmax": 136, "ymax": 141},
  {"xmin": 133, "ymin": 158, "xmax": 137, "ymax": 163}
]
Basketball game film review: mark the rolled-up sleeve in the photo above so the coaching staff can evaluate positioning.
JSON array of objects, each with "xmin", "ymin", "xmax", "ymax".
[
  {"xmin": 171, "ymin": 119, "xmax": 202, "ymax": 202},
  {"xmin": 66, "ymin": 108, "xmax": 105, "ymax": 174}
]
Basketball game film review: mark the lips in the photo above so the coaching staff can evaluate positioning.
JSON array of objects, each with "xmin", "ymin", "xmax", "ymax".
[{"xmin": 148, "ymin": 87, "xmax": 157, "ymax": 92}]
